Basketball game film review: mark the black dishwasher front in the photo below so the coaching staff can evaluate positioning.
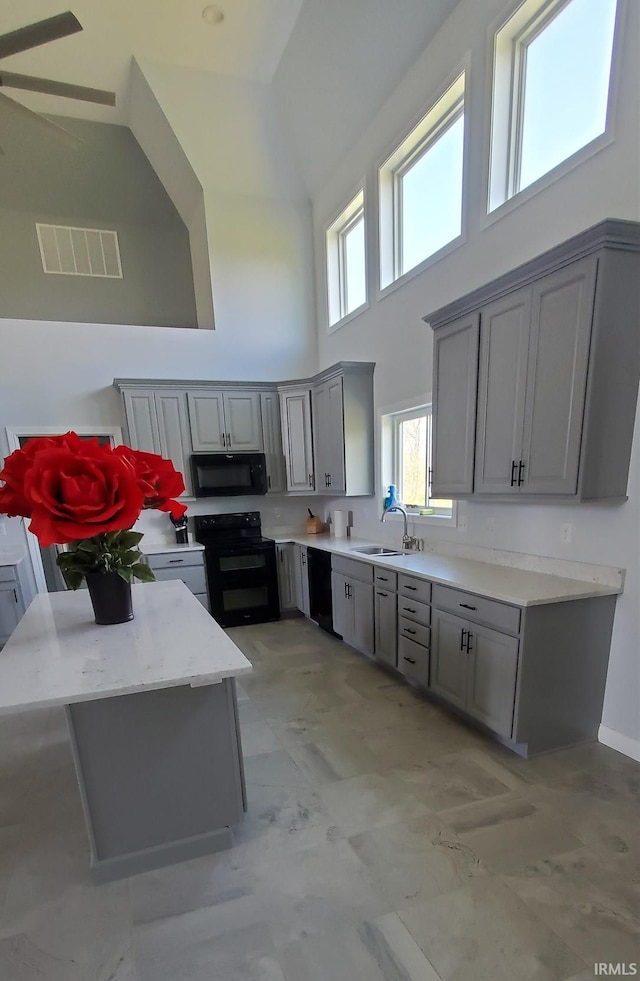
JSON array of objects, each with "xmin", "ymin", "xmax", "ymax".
[{"xmin": 307, "ymin": 547, "xmax": 337, "ymax": 635}]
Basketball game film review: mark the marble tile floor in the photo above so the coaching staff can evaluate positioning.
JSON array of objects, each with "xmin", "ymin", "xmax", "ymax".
[{"xmin": 0, "ymin": 617, "xmax": 638, "ymax": 980}]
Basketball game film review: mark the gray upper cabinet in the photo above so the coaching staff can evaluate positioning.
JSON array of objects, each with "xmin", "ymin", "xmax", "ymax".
[
  {"xmin": 313, "ymin": 376, "xmax": 346, "ymax": 493},
  {"xmin": 188, "ymin": 390, "xmax": 262, "ymax": 453},
  {"xmin": 122, "ymin": 388, "xmax": 192, "ymax": 497},
  {"xmin": 260, "ymin": 392, "xmax": 286, "ymax": 493},
  {"xmin": 431, "ymin": 314, "xmax": 479, "ymax": 497},
  {"xmin": 309, "ymin": 362, "xmax": 375, "ymax": 497},
  {"xmin": 426, "ymin": 220, "xmax": 640, "ymax": 502},
  {"xmin": 280, "ymin": 389, "xmax": 315, "ymax": 492}
]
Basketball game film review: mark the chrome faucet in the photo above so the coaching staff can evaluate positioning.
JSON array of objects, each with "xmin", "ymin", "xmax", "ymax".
[{"xmin": 381, "ymin": 503, "xmax": 421, "ymax": 551}]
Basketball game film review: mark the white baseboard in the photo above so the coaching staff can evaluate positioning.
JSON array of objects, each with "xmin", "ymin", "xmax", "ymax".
[{"xmin": 598, "ymin": 725, "xmax": 640, "ymax": 762}]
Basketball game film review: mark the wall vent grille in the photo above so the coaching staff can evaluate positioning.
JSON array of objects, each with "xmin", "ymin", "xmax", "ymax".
[{"xmin": 36, "ymin": 223, "xmax": 123, "ymax": 278}]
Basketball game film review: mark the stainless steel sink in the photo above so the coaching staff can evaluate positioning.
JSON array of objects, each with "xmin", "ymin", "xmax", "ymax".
[{"xmin": 350, "ymin": 545, "xmax": 404, "ymax": 556}]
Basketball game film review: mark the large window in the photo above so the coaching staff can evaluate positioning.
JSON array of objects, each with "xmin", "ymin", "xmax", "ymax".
[
  {"xmin": 326, "ymin": 189, "xmax": 366, "ymax": 328},
  {"xmin": 488, "ymin": 0, "xmax": 619, "ymax": 211},
  {"xmin": 379, "ymin": 72, "xmax": 465, "ymax": 289},
  {"xmin": 382, "ymin": 406, "xmax": 453, "ymax": 519}
]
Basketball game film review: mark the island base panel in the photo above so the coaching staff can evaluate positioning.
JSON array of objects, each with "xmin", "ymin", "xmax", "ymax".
[{"xmin": 67, "ymin": 679, "xmax": 245, "ymax": 883}]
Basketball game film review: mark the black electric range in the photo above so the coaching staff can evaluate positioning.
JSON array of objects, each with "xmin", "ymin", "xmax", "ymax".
[{"xmin": 193, "ymin": 512, "xmax": 279, "ymax": 627}]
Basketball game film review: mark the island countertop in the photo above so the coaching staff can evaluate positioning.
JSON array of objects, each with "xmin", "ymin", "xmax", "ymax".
[{"xmin": 0, "ymin": 579, "xmax": 252, "ymax": 714}]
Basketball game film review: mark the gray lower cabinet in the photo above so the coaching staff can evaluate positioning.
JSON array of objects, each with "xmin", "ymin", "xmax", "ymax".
[
  {"xmin": 276, "ymin": 543, "xmax": 296, "ymax": 612},
  {"xmin": 427, "ymin": 220, "xmax": 640, "ymax": 501},
  {"xmin": 292, "ymin": 544, "xmax": 310, "ymax": 617},
  {"xmin": 430, "ymin": 609, "xmax": 518, "ymax": 738},
  {"xmin": 374, "ymin": 587, "xmax": 397, "ymax": 667},
  {"xmin": 146, "ymin": 550, "xmax": 208, "ymax": 611},
  {"xmin": 122, "ymin": 389, "xmax": 192, "ymax": 497},
  {"xmin": 331, "ymin": 556, "xmax": 374, "ymax": 657},
  {"xmin": 0, "ymin": 558, "xmax": 35, "ymax": 646}
]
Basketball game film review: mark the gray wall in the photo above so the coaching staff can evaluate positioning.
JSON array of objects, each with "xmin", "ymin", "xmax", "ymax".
[{"xmin": 0, "ymin": 117, "xmax": 197, "ymax": 327}]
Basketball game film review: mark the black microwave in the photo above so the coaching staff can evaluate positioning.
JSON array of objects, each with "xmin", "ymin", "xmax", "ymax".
[{"xmin": 191, "ymin": 453, "xmax": 268, "ymax": 497}]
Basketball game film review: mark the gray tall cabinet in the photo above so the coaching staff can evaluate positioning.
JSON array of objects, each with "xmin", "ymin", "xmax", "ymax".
[{"xmin": 427, "ymin": 220, "xmax": 640, "ymax": 501}]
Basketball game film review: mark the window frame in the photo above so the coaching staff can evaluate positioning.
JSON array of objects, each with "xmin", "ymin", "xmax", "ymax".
[
  {"xmin": 325, "ymin": 187, "xmax": 368, "ymax": 332},
  {"xmin": 380, "ymin": 402, "xmax": 456, "ymax": 525},
  {"xmin": 378, "ymin": 69, "xmax": 467, "ymax": 295},
  {"xmin": 486, "ymin": 0, "xmax": 623, "ymax": 217}
]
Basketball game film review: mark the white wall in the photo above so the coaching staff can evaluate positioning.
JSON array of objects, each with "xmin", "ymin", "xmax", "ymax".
[{"xmin": 310, "ymin": 0, "xmax": 640, "ymax": 748}]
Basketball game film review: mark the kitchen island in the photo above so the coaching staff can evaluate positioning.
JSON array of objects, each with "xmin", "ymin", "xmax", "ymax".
[{"xmin": 0, "ymin": 579, "xmax": 252, "ymax": 883}]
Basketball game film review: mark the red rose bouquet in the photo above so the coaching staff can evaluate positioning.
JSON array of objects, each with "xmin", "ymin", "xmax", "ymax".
[{"xmin": 0, "ymin": 432, "xmax": 187, "ymax": 589}]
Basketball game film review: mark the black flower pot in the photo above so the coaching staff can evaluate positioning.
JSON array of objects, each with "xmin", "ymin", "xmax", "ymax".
[{"xmin": 85, "ymin": 572, "xmax": 134, "ymax": 625}]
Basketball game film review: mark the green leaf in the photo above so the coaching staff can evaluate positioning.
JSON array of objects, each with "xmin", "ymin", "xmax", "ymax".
[
  {"xmin": 119, "ymin": 549, "xmax": 142, "ymax": 567},
  {"xmin": 62, "ymin": 569, "xmax": 84, "ymax": 590},
  {"xmin": 116, "ymin": 567, "xmax": 133, "ymax": 583},
  {"xmin": 130, "ymin": 563, "xmax": 156, "ymax": 583},
  {"xmin": 116, "ymin": 531, "xmax": 144, "ymax": 550}
]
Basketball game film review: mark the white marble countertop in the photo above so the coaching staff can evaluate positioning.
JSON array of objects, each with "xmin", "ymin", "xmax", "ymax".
[
  {"xmin": 0, "ymin": 548, "xmax": 27, "ymax": 567},
  {"xmin": 0, "ymin": 580, "xmax": 252, "ymax": 714},
  {"xmin": 266, "ymin": 532, "xmax": 621, "ymax": 607},
  {"xmin": 142, "ymin": 541, "xmax": 205, "ymax": 556}
]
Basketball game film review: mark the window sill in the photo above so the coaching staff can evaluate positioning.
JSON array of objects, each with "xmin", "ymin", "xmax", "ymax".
[
  {"xmin": 377, "ymin": 231, "xmax": 466, "ymax": 302},
  {"xmin": 327, "ymin": 300, "xmax": 369, "ymax": 335},
  {"xmin": 383, "ymin": 508, "xmax": 457, "ymax": 528}
]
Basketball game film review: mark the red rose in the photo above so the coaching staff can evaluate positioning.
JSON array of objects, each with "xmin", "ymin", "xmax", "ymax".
[
  {"xmin": 114, "ymin": 446, "xmax": 187, "ymax": 519},
  {"xmin": 23, "ymin": 438, "xmax": 145, "ymax": 546},
  {"xmin": 0, "ymin": 433, "xmax": 77, "ymax": 518}
]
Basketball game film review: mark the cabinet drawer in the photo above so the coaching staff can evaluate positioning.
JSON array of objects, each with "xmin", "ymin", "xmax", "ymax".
[
  {"xmin": 432, "ymin": 584, "xmax": 520, "ymax": 635},
  {"xmin": 397, "ymin": 636, "xmax": 429, "ymax": 687},
  {"xmin": 151, "ymin": 566, "xmax": 206, "ymax": 595},
  {"xmin": 147, "ymin": 551, "xmax": 204, "ymax": 572},
  {"xmin": 398, "ymin": 574, "xmax": 431, "ymax": 605},
  {"xmin": 373, "ymin": 567, "xmax": 397, "ymax": 590},
  {"xmin": 331, "ymin": 555, "xmax": 374, "ymax": 583},
  {"xmin": 399, "ymin": 616, "xmax": 430, "ymax": 649},
  {"xmin": 397, "ymin": 596, "xmax": 430, "ymax": 626},
  {"xmin": 0, "ymin": 567, "xmax": 17, "ymax": 584}
]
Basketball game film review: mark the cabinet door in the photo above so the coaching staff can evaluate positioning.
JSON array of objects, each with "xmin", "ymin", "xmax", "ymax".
[
  {"xmin": 465, "ymin": 623, "xmax": 519, "ymax": 738},
  {"xmin": 276, "ymin": 543, "xmax": 296, "ymax": 611},
  {"xmin": 374, "ymin": 588, "xmax": 397, "ymax": 667},
  {"xmin": 331, "ymin": 571, "xmax": 351, "ymax": 641},
  {"xmin": 431, "ymin": 314, "xmax": 479, "ymax": 496},
  {"xmin": 326, "ymin": 376, "xmax": 346, "ymax": 492},
  {"xmin": 312, "ymin": 382, "xmax": 330, "ymax": 490},
  {"xmin": 123, "ymin": 391, "xmax": 161, "ymax": 454},
  {"xmin": 0, "ymin": 581, "xmax": 22, "ymax": 644},
  {"xmin": 292, "ymin": 545, "xmax": 310, "ymax": 617},
  {"xmin": 155, "ymin": 391, "xmax": 192, "ymax": 497},
  {"xmin": 521, "ymin": 257, "xmax": 597, "ymax": 494},
  {"xmin": 430, "ymin": 609, "xmax": 468, "ymax": 710},
  {"xmin": 223, "ymin": 392, "xmax": 262, "ymax": 452},
  {"xmin": 475, "ymin": 288, "xmax": 531, "ymax": 494},
  {"xmin": 351, "ymin": 579, "xmax": 374, "ymax": 656},
  {"xmin": 280, "ymin": 390, "xmax": 315, "ymax": 492},
  {"xmin": 260, "ymin": 392, "xmax": 285, "ymax": 493},
  {"xmin": 188, "ymin": 392, "xmax": 226, "ymax": 452}
]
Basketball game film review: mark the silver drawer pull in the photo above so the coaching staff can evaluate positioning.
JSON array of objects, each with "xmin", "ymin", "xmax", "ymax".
[
  {"xmin": 403, "ymin": 628, "xmax": 417, "ymax": 635},
  {"xmin": 403, "ymin": 606, "xmax": 416, "ymax": 613},
  {"xmin": 403, "ymin": 656, "xmax": 416, "ymax": 665}
]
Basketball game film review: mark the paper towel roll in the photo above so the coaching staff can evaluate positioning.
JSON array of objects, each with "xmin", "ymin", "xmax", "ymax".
[{"xmin": 332, "ymin": 510, "xmax": 348, "ymax": 538}]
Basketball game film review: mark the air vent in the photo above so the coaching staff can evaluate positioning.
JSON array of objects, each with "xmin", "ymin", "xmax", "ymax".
[{"xmin": 36, "ymin": 223, "xmax": 122, "ymax": 278}]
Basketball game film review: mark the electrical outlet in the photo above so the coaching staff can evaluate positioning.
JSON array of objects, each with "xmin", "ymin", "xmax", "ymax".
[
  {"xmin": 458, "ymin": 514, "xmax": 468, "ymax": 532},
  {"xmin": 560, "ymin": 522, "xmax": 572, "ymax": 544}
]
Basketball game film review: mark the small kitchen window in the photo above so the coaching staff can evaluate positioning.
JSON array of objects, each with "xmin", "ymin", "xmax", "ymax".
[
  {"xmin": 326, "ymin": 188, "xmax": 367, "ymax": 329},
  {"xmin": 381, "ymin": 405, "xmax": 454, "ymax": 521},
  {"xmin": 488, "ymin": 0, "xmax": 620, "ymax": 212}
]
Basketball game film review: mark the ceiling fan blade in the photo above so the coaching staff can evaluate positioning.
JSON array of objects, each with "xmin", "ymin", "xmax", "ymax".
[
  {"xmin": 0, "ymin": 91, "xmax": 81, "ymax": 149},
  {"xmin": 0, "ymin": 12, "xmax": 82, "ymax": 60},
  {"xmin": 0, "ymin": 71, "xmax": 116, "ymax": 106}
]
